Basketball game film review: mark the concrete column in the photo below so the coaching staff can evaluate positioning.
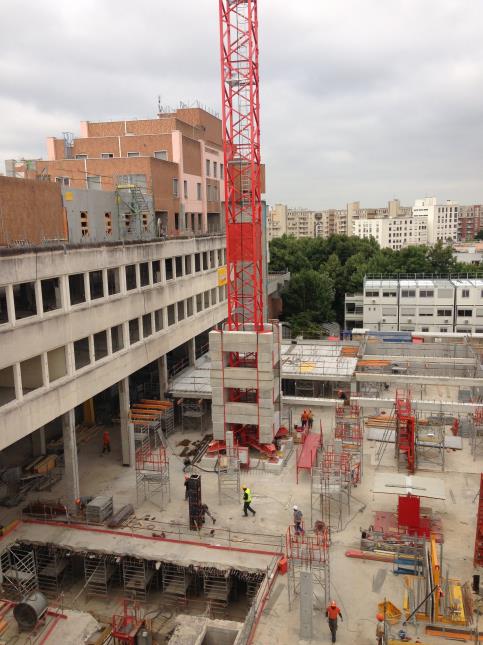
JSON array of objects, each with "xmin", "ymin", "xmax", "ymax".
[
  {"xmin": 187, "ymin": 338, "xmax": 196, "ymax": 367},
  {"xmin": 62, "ymin": 409, "xmax": 80, "ymax": 504},
  {"xmin": 88, "ymin": 335, "xmax": 95, "ymax": 364},
  {"xmin": 84, "ymin": 272, "xmax": 91, "ymax": 303},
  {"xmin": 59, "ymin": 275, "xmax": 70, "ymax": 311},
  {"xmin": 135, "ymin": 264, "xmax": 141, "ymax": 291},
  {"xmin": 13, "ymin": 362, "xmax": 23, "ymax": 401},
  {"xmin": 148, "ymin": 262, "xmax": 153, "ymax": 285},
  {"xmin": 66, "ymin": 342, "xmax": 75, "ymax": 375},
  {"xmin": 5, "ymin": 284, "xmax": 15, "ymax": 326},
  {"xmin": 106, "ymin": 327, "xmax": 113, "ymax": 355},
  {"xmin": 299, "ymin": 571, "xmax": 313, "ymax": 640},
  {"xmin": 118, "ymin": 377, "xmax": 134, "ymax": 466},
  {"xmin": 31, "ymin": 426, "xmax": 46, "ymax": 457},
  {"xmin": 40, "ymin": 352, "xmax": 49, "ymax": 386},
  {"xmin": 122, "ymin": 321, "xmax": 130, "ymax": 347},
  {"xmin": 119, "ymin": 265, "xmax": 127, "ymax": 293},
  {"xmin": 102, "ymin": 268, "xmax": 108, "ymax": 299},
  {"xmin": 35, "ymin": 280, "xmax": 43, "ymax": 319},
  {"xmin": 158, "ymin": 356, "xmax": 168, "ymax": 399}
]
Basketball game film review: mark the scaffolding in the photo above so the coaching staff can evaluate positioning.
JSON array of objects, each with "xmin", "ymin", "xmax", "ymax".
[
  {"xmin": 162, "ymin": 563, "xmax": 193, "ymax": 605},
  {"xmin": 471, "ymin": 407, "xmax": 483, "ymax": 461},
  {"xmin": 217, "ymin": 431, "xmax": 241, "ymax": 505},
  {"xmin": 334, "ymin": 402, "xmax": 363, "ymax": 483},
  {"xmin": 394, "ymin": 390, "xmax": 416, "ymax": 473},
  {"xmin": 416, "ymin": 414, "xmax": 445, "ymax": 471},
  {"xmin": 84, "ymin": 553, "xmax": 120, "ymax": 598},
  {"xmin": 35, "ymin": 544, "xmax": 70, "ymax": 597},
  {"xmin": 122, "ymin": 557, "xmax": 156, "ymax": 601},
  {"xmin": 135, "ymin": 433, "xmax": 170, "ymax": 509},
  {"xmin": 181, "ymin": 399, "xmax": 207, "ymax": 434},
  {"xmin": 0, "ymin": 545, "xmax": 38, "ymax": 599},
  {"xmin": 203, "ymin": 569, "xmax": 232, "ymax": 613},
  {"xmin": 286, "ymin": 525, "xmax": 330, "ymax": 611},
  {"xmin": 311, "ymin": 446, "xmax": 352, "ymax": 532}
]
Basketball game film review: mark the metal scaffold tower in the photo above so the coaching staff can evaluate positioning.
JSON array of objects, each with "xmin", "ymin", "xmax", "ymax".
[
  {"xmin": 474, "ymin": 473, "xmax": 483, "ymax": 567},
  {"xmin": 0, "ymin": 545, "xmax": 38, "ymax": 599},
  {"xmin": 311, "ymin": 445, "xmax": 352, "ymax": 533},
  {"xmin": 217, "ymin": 431, "xmax": 241, "ymax": 504},
  {"xmin": 471, "ymin": 407, "xmax": 483, "ymax": 461},
  {"xmin": 181, "ymin": 399, "xmax": 207, "ymax": 434},
  {"xmin": 135, "ymin": 433, "xmax": 170, "ymax": 509},
  {"xmin": 84, "ymin": 553, "xmax": 120, "ymax": 598},
  {"xmin": 286, "ymin": 525, "xmax": 330, "ymax": 611},
  {"xmin": 122, "ymin": 557, "xmax": 156, "ymax": 601},
  {"xmin": 35, "ymin": 544, "xmax": 70, "ymax": 597},
  {"xmin": 416, "ymin": 413, "xmax": 445, "ymax": 471},
  {"xmin": 334, "ymin": 402, "xmax": 363, "ymax": 483},
  {"xmin": 395, "ymin": 389, "xmax": 416, "ymax": 473},
  {"xmin": 162, "ymin": 563, "xmax": 193, "ymax": 605}
]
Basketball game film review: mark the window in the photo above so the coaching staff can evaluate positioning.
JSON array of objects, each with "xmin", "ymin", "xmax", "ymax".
[
  {"xmin": 0, "ymin": 287, "xmax": 8, "ymax": 325},
  {"xmin": 418, "ymin": 309, "xmax": 433, "ymax": 317},
  {"xmin": 154, "ymin": 309, "xmax": 164, "ymax": 331},
  {"xmin": 80, "ymin": 211, "xmax": 89, "ymax": 236},
  {"xmin": 41, "ymin": 278, "xmax": 61, "ymax": 312},
  {"xmin": 94, "ymin": 331, "xmax": 108, "ymax": 360},
  {"xmin": 437, "ymin": 309, "xmax": 453, "ymax": 317},
  {"xmin": 152, "ymin": 260, "xmax": 161, "ymax": 283},
  {"xmin": 101, "ymin": 152, "xmax": 113, "ymax": 159},
  {"xmin": 167, "ymin": 304, "xmax": 175, "ymax": 325},
  {"xmin": 419, "ymin": 290, "xmax": 434, "ymax": 298},
  {"xmin": 185, "ymin": 255, "xmax": 192, "ymax": 274},
  {"xmin": 213, "ymin": 161, "xmax": 218, "ymax": 178},
  {"xmin": 210, "ymin": 250, "xmax": 215, "ymax": 268},
  {"xmin": 204, "ymin": 291, "xmax": 210, "ymax": 308},
  {"xmin": 175, "ymin": 256, "xmax": 183, "ymax": 277},
  {"xmin": 195, "ymin": 253, "xmax": 201, "ymax": 272},
  {"xmin": 75, "ymin": 154, "xmax": 87, "ymax": 160},
  {"xmin": 461, "ymin": 289, "xmax": 470, "ymax": 298},
  {"xmin": 107, "ymin": 268, "xmax": 120, "ymax": 295},
  {"xmin": 125, "ymin": 265, "xmax": 137, "ymax": 290},
  {"xmin": 211, "ymin": 288, "xmax": 217, "ymax": 305},
  {"xmin": 401, "ymin": 290, "xmax": 416, "ymax": 298},
  {"xmin": 382, "ymin": 291, "xmax": 397, "ymax": 298},
  {"xmin": 382, "ymin": 307, "xmax": 397, "ymax": 316},
  {"xmin": 89, "ymin": 270, "xmax": 104, "ymax": 299},
  {"xmin": 457, "ymin": 309, "xmax": 473, "ymax": 317},
  {"xmin": 197, "ymin": 183, "xmax": 202, "ymax": 200},
  {"xmin": 129, "ymin": 318, "xmax": 140, "ymax": 344},
  {"xmin": 203, "ymin": 252, "xmax": 209, "ymax": 270},
  {"xmin": 142, "ymin": 313, "xmax": 152, "ymax": 338},
  {"xmin": 220, "ymin": 163, "xmax": 224, "ymax": 179},
  {"xmin": 13, "ymin": 282, "xmax": 37, "ymax": 319},
  {"xmin": 172, "ymin": 178, "xmax": 178, "ymax": 196},
  {"xmin": 86, "ymin": 175, "xmax": 101, "ymax": 190},
  {"xmin": 69, "ymin": 274, "xmax": 86, "ymax": 305},
  {"xmin": 196, "ymin": 293, "xmax": 203, "ymax": 312},
  {"xmin": 55, "ymin": 176, "xmax": 70, "ymax": 186},
  {"xmin": 421, "ymin": 327, "xmax": 429, "ymax": 332},
  {"xmin": 476, "ymin": 308, "xmax": 483, "ymax": 317},
  {"xmin": 401, "ymin": 307, "xmax": 415, "ymax": 316},
  {"xmin": 365, "ymin": 291, "xmax": 379, "ymax": 298},
  {"xmin": 184, "ymin": 180, "xmax": 188, "ymax": 199},
  {"xmin": 127, "ymin": 152, "xmax": 140, "ymax": 157},
  {"xmin": 165, "ymin": 258, "xmax": 174, "ymax": 281},
  {"xmin": 105, "ymin": 212, "xmax": 112, "ymax": 236},
  {"xmin": 177, "ymin": 301, "xmax": 185, "ymax": 321},
  {"xmin": 111, "ymin": 325, "xmax": 124, "ymax": 352},
  {"xmin": 154, "ymin": 150, "xmax": 168, "ymax": 160},
  {"xmin": 186, "ymin": 298, "xmax": 193, "ymax": 316},
  {"xmin": 440, "ymin": 327, "xmax": 448, "ymax": 332},
  {"xmin": 206, "ymin": 159, "xmax": 211, "ymax": 176},
  {"xmin": 74, "ymin": 338, "xmax": 90, "ymax": 370},
  {"xmin": 140, "ymin": 262, "xmax": 150, "ymax": 287}
]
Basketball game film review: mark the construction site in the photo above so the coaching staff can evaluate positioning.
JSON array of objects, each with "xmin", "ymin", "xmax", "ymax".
[{"xmin": 0, "ymin": 1, "xmax": 483, "ymax": 645}]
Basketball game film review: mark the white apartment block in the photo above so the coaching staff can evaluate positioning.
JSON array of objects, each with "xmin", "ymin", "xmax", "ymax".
[
  {"xmin": 268, "ymin": 203, "xmax": 287, "ymax": 240},
  {"xmin": 352, "ymin": 212, "xmax": 428, "ymax": 250},
  {"xmin": 346, "ymin": 276, "xmax": 483, "ymax": 333},
  {"xmin": 286, "ymin": 208, "xmax": 317, "ymax": 238},
  {"xmin": 414, "ymin": 197, "xmax": 459, "ymax": 245}
]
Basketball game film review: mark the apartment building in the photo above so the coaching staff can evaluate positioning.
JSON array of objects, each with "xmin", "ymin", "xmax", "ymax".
[
  {"xmin": 459, "ymin": 205, "xmax": 483, "ymax": 241},
  {"xmin": 344, "ymin": 276, "xmax": 483, "ymax": 333},
  {"xmin": 286, "ymin": 208, "xmax": 317, "ymax": 238},
  {"xmin": 414, "ymin": 197, "xmax": 460, "ymax": 245},
  {"xmin": 268, "ymin": 203, "xmax": 288, "ymax": 240},
  {"xmin": 315, "ymin": 209, "xmax": 347, "ymax": 237},
  {"xmin": 268, "ymin": 205, "xmax": 347, "ymax": 240},
  {"xmin": 10, "ymin": 107, "xmax": 236, "ymax": 236}
]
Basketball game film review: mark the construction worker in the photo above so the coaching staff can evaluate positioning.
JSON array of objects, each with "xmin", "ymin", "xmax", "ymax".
[
  {"xmin": 184, "ymin": 474, "xmax": 190, "ymax": 500},
  {"xmin": 375, "ymin": 613, "xmax": 385, "ymax": 645},
  {"xmin": 308, "ymin": 409, "xmax": 314, "ymax": 430},
  {"xmin": 75, "ymin": 496, "xmax": 94, "ymax": 512},
  {"xmin": 301, "ymin": 409, "xmax": 308, "ymax": 428},
  {"xmin": 102, "ymin": 430, "xmax": 111, "ymax": 454},
  {"xmin": 326, "ymin": 600, "xmax": 343, "ymax": 643},
  {"xmin": 201, "ymin": 503, "xmax": 216, "ymax": 525},
  {"xmin": 293, "ymin": 505, "xmax": 304, "ymax": 535},
  {"xmin": 242, "ymin": 486, "xmax": 256, "ymax": 517}
]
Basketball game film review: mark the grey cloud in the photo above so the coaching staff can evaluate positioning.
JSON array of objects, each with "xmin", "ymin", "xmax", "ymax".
[{"xmin": 1, "ymin": 0, "xmax": 483, "ymax": 208}]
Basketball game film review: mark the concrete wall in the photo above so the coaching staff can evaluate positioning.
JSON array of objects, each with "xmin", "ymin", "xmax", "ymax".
[{"xmin": 0, "ymin": 177, "xmax": 65, "ymax": 246}]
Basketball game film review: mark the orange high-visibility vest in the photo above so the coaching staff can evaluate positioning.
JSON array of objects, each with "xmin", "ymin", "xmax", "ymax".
[{"xmin": 327, "ymin": 605, "xmax": 341, "ymax": 620}]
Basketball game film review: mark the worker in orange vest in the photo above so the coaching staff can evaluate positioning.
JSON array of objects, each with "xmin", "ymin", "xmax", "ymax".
[
  {"xmin": 102, "ymin": 430, "xmax": 111, "ymax": 454},
  {"xmin": 326, "ymin": 600, "xmax": 343, "ymax": 643},
  {"xmin": 301, "ymin": 409, "xmax": 308, "ymax": 428}
]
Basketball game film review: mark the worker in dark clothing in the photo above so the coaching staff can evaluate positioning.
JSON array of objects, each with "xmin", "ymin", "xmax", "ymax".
[
  {"xmin": 182, "ymin": 457, "xmax": 191, "ymax": 473},
  {"xmin": 293, "ymin": 505, "xmax": 304, "ymax": 535},
  {"xmin": 242, "ymin": 486, "xmax": 256, "ymax": 517},
  {"xmin": 201, "ymin": 504, "xmax": 216, "ymax": 525},
  {"xmin": 75, "ymin": 496, "xmax": 94, "ymax": 512},
  {"xmin": 326, "ymin": 600, "xmax": 343, "ymax": 643},
  {"xmin": 102, "ymin": 430, "xmax": 111, "ymax": 454}
]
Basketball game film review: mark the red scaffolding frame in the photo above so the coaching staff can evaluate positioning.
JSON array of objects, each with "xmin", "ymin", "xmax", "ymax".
[
  {"xmin": 219, "ymin": 0, "xmax": 263, "ymax": 331},
  {"xmin": 474, "ymin": 473, "xmax": 483, "ymax": 567},
  {"xmin": 395, "ymin": 389, "xmax": 416, "ymax": 473}
]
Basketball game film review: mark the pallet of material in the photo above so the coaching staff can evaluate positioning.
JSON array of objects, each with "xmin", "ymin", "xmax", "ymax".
[{"xmin": 365, "ymin": 414, "xmax": 396, "ymax": 428}]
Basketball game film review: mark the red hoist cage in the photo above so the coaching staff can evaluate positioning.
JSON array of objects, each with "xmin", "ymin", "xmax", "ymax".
[{"xmin": 219, "ymin": 0, "xmax": 264, "ymax": 332}]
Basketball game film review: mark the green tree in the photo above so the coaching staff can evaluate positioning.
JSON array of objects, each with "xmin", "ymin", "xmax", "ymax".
[{"xmin": 281, "ymin": 269, "xmax": 335, "ymax": 327}]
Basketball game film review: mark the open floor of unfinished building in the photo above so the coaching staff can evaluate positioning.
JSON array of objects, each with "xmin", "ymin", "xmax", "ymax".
[{"xmin": 0, "ymin": 331, "xmax": 481, "ymax": 643}]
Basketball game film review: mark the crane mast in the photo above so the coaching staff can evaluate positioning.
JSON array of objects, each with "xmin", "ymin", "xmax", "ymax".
[{"xmin": 219, "ymin": 0, "xmax": 264, "ymax": 331}]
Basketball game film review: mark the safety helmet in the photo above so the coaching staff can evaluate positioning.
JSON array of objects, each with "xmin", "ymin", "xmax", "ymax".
[
  {"xmin": 331, "ymin": 601, "xmax": 336, "ymax": 607},
  {"xmin": 376, "ymin": 613, "xmax": 384, "ymax": 622},
  {"xmin": 242, "ymin": 486, "xmax": 247, "ymax": 490},
  {"xmin": 293, "ymin": 505, "xmax": 298, "ymax": 510},
  {"xmin": 75, "ymin": 498, "xmax": 81, "ymax": 504}
]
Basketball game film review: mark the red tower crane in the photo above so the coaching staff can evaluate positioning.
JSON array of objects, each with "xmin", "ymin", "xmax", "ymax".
[{"xmin": 219, "ymin": 0, "xmax": 264, "ymax": 331}]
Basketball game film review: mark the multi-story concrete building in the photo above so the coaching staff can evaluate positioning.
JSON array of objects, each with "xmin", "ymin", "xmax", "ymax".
[
  {"xmin": 415, "ymin": 197, "xmax": 460, "ymax": 245},
  {"xmin": 267, "ymin": 203, "xmax": 287, "ymax": 240},
  {"xmin": 345, "ymin": 275, "xmax": 483, "ymax": 333},
  {"xmin": 351, "ymin": 199, "xmax": 426, "ymax": 250},
  {"xmin": 11, "ymin": 107, "xmax": 234, "ymax": 236},
  {"xmin": 315, "ymin": 209, "xmax": 348, "ymax": 237},
  {"xmin": 268, "ymin": 205, "xmax": 347, "ymax": 240},
  {"xmin": 459, "ymin": 204, "xmax": 483, "ymax": 241},
  {"xmin": 0, "ymin": 236, "xmax": 228, "ymax": 501},
  {"xmin": 286, "ymin": 208, "xmax": 317, "ymax": 238}
]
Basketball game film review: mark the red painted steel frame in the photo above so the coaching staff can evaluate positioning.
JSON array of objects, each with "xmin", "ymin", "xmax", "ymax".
[
  {"xmin": 219, "ymin": 0, "xmax": 264, "ymax": 330},
  {"xmin": 474, "ymin": 473, "xmax": 483, "ymax": 567}
]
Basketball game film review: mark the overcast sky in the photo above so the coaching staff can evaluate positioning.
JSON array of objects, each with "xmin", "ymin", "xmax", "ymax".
[{"xmin": 1, "ymin": 0, "xmax": 482, "ymax": 209}]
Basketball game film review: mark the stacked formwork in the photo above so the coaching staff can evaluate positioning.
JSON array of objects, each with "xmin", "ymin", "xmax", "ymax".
[{"xmin": 209, "ymin": 323, "xmax": 282, "ymax": 446}]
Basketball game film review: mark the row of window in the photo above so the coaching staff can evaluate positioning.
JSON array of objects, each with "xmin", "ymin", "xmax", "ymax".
[
  {"xmin": 365, "ymin": 288, "xmax": 480, "ymax": 299},
  {"xmin": 0, "ymin": 249, "xmax": 227, "ymax": 326},
  {"xmin": 73, "ymin": 151, "xmax": 169, "ymax": 161},
  {"xmin": 0, "ymin": 286, "xmax": 227, "ymax": 407},
  {"xmin": 206, "ymin": 159, "xmax": 224, "ymax": 180}
]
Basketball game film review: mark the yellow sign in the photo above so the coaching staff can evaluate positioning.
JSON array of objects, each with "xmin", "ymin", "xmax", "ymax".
[
  {"xmin": 218, "ymin": 266, "xmax": 227, "ymax": 286},
  {"xmin": 64, "ymin": 191, "xmax": 73, "ymax": 201}
]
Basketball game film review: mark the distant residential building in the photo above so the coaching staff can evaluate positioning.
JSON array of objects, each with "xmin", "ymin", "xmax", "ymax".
[
  {"xmin": 344, "ymin": 275, "xmax": 483, "ymax": 333},
  {"xmin": 459, "ymin": 204, "xmax": 483, "ymax": 241},
  {"xmin": 452, "ymin": 242, "xmax": 483, "ymax": 265},
  {"xmin": 414, "ymin": 197, "xmax": 459, "ymax": 245},
  {"xmin": 315, "ymin": 209, "xmax": 348, "ymax": 237},
  {"xmin": 286, "ymin": 208, "xmax": 318, "ymax": 238},
  {"xmin": 351, "ymin": 199, "xmax": 425, "ymax": 250},
  {"xmin": 268, "ymin": 203, "xmax": 288, "ymax": 240}
]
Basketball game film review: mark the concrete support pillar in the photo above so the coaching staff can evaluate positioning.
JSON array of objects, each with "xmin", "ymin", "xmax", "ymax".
[
  {"xmin": 118, "ymin": 378, "xmax": 134, "ymax": 466},
  {"xmin": 62, "ymin": 409, "xmax": 80, "ymax": 504},
  {"xmin": 34, "ymin": 280, "xmax": 43, "ymax": 319},
  {"xmin": 66, "ymin": 342, "xmax": 75, "ymax": 375},
  {"xmin": 31, "ymin": 426, "xmax": 47, "ymax": 457},
  {"xmin": 13, "ymin": 362, "xmax": 23, "ymax": 401},
  {"xmin": 5, "ymin": 284, "xmax": 15, "ymax": 326},
  {"xmin": 299, "ymin": 571, "xmax": 313, "ymax": 640},
  {"xmin": 59, "ymin": 275, "xmax": 70, "ymax": 311},
  {"xmin": 102, "ymin": 268, "xmax": 108, "ymax": 300},
  {"xmin": 84, "ymin": 272, "xmax": 91, "ymax": 303},
  {"xmin": 40, "ymin": 352, "xmax": 49, "ymax": 387},
  {"xmin": 187, "ymin": 338, "xmax": 196, "ymax": 367},
  {"xmin": 158, "ymin": 356, "xmax": 168, "ymax": 399}
]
